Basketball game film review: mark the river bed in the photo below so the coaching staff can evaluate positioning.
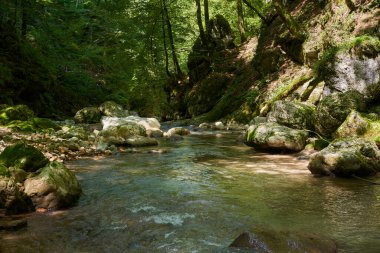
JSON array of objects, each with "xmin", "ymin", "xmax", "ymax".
[{"xmin": 1, "ymin": 131, "xmax": 380, "ymax": 252}]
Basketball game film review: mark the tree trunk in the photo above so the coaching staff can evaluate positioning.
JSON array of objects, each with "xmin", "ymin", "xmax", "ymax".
[
  {"xmin": 163, "ymin": 0, "xmax": 183, "ymax": 77},
  {"xmin": 242, "ymin": 0, "xmax": 268, "ymax": 24},
  {"xmin": 161, "ymin": 1, "xmax": 170, "ymax": 77},
  {"xmin": 21, "ymin": 0, "xmax": 27, "ymax": 38},
  {"xmin": 272, "ymin": 0, "xmax": 306, "ymax": 41},
  {"xmin": 204, "ymin": 0, "xmax": 210, "ymax": 35},
  {"xmin": 237, "ymin": 0, "xmax": 246, "ymax": 43},
  {"xmin": 195, "ymin": 0, "xmax": 207, "ymax": 46}
]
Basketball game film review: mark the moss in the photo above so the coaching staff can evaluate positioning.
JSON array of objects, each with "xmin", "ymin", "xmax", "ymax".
[
  {"xmin": 0, "ymin": 105, "xmax": 34, "ymax": 124},
  {"xmin": 0, "ymin": 164, "xmax": 10, "ymax": 177},
  {"xmin": 32, "ymin": 118, "xmax": 61, "ymax": 130},
  {"xmin": 6, "ymin": 120, "xmax": 37, "ymax": 132},
  {"xmin": 0, "ymin": 143, "xmax": 48, "ymax": 172}
]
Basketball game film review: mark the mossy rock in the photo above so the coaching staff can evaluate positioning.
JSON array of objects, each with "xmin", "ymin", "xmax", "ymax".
[
  {"xmin": 98, "ymin": 101, "xmax": 128, "ymax": 117},
  {"xmin": 32, "ymin": 118, "xmax": 61, "ymax": 130},
  {"xmin": 315, "ymin": 91, "xmax": 367, "ymax": 137},
  {"xmin": 0, "ymin": 105, "xmax": 34, "ymax": 124},
  {"xmin": 6, "ymin": 120, "xmax": 36, "ymax": 132},
  {"xmin": 74, "ymin": 107, "xmax": 101, "ymax": 124},
  {"xmin": 24, "ymin": 162, "xmax": 82, "ymax": 210},
  {"xmin": 0, "ymin": 143, "xmax": 48, "ymax": 172},
  {"xmin": 0, "ymin": 164, "xmax": 10, "ymax": 177}
]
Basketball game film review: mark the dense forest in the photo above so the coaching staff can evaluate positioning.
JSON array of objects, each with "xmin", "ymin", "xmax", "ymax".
[
  {"xmin": 0, "ymin": 0, "xmax": 267, "ymax": 117},
  {"xmin": 1, "ymin": 0, "xmax": 380, "ymax": 252}
]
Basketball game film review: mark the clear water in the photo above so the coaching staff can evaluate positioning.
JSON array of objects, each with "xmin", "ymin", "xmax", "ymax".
[{"xmin": 1, "ymin": 131, "xmax": 380, "ymax": 252}]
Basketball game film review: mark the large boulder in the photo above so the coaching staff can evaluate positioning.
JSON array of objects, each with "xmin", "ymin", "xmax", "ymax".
[
  {"xmin": 245, "ymin": 123, "xmax": 309, "ymax": 152},
  {"xmin": 101, "ymin": 116, "xmax": 160, "ymax": 133},
  {"xmin": 333, "ymin": 110, "xmax": 369, "ymax": 139},
  {"xmin": 98, "ymin": 123, "xmax": 147, "ymax": 146},
  {"xmin": 267, "ymin": 100, "xmax": 316, "ymax": 130},
  {"xmin": 308, "ymin": 138, "xmax": 380, "ymax": 177},
  {"xmin": 321, "ymin": 36, "xmax": 380, "ymax": 100},
  {"xmin": 98, "ymin": 101, "xmax": 129, "ymax": 117},
  {"xmin": 0, "ymin": 143, "xmax": 48, "ymax": 172},
  {"xmin": 230, "ymin": 230, "xmax": 337, "ymax": 253},
  {"xmin": 123, "ymin": 136, "xmax": 158, "ymax": 147},
  {"xmin": 166, "ymin": 127, "xmax": 190, "ymax": 137},
  {"xmin": 74, "ymin": 107, "xmax": 101, "ymax": 124},
  {"xmin": 315, "ymin": 91, "xmax": 367, "ymax": 137},
  {"xmin": 0, "ymin": 176, "xmax": 34, "ymax": 214},
  {"xmin": 24, "ymin": 162, "xmax": 82, "ymax": 210},
  {"xmin": 0, "ymin": 105, "xmax": 34, "ymax": 124}
]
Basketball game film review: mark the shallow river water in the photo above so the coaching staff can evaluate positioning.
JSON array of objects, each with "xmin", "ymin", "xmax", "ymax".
[{"xmin": 1, "ymin": 131, "xmax": 380, "ymax": 252}]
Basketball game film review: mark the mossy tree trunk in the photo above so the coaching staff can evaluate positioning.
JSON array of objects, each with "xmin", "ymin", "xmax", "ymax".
[
  {"xmin": 272, "ymin": 0, "xmax": 307, "ymax": 41},
  {"xmin": 204, "ymin": 0, "xmax": 210, "ymax": 35},
  {"xmin": 161, "ymin": 0, "xmax": 170, "ymax": 77}
]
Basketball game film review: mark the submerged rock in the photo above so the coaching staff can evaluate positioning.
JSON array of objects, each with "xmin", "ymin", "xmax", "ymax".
[
  {"xmin": 0, "ymin": 217, "xmax": 28, "ymax": 231},
  {"xmin": 24, "ymin": 162, "xmax": 82, "ymax": 210},
  {"xmin": 245, "ymin": 123, "xmax": 309, "ymax": 152},
  {"xmin": 315, "ymin": 91, "xmax": 367, "ymax": 137},
  {"xmin": 230, "ymin": 229, "xmax": 337, "ymax": 253},
  {"xmin": 0, "ymin": 143, "xmax": 48, "ymax": 172},
  {"xmin": 267, "ymin": 100, "xmax": 316, "ymax": 130},
  {"xmin": 74, "ymin": 107, "xmax": 101, "ymax": 124},
  {"xmin": 308, "ymin": 138, "xmax": 380, "ymax": 177},
  {"xmin": 166, "ymin": 127, "xmax": 190, "ymax": 137}
]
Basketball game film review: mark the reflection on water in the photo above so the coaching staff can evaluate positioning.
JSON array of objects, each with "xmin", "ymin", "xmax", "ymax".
[{"xmin": 1, "ymin": 132, "xmax": 380, "ymax": 252}]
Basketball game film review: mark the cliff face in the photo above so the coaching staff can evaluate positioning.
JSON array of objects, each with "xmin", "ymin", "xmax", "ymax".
[{"xmin": 186, "ymin": 0, "xmax": 380, "ymax": 124}]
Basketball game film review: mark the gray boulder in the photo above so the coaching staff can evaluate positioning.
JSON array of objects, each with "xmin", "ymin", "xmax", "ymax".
[
  {"xmin": 315, "ymin": 91, "xmax": 367, "ymax": 137},
  {"xmin": 245, "ymin": 123, "xmax": 309, "ymax": 152},
  {"xmin": 98, "ymin": 123, "xmax": 146, "ymax": 146},
  {"xmin": 0, "ymin": 176, "xmax": 34, "ymax": 214},
  {"xmin": 123, "ymin": 136, "xmax": 158, "ymax": 147},
  {"xmin": 74, "ymin": 107, "xmax": 102, "ymax": 124},
  {"xmin": 322, "ymin": 47, "xmax": 380, "ymax": 100},
  {"xmin": 166, "ymin": 127, "xmax": 190, "ymax": 137},
  {"xmin": 24, "ymin": 162, "xmax": 82, "ymax": 210},
  {"xmin": 267, "ymin": 100, "xmax": 316, "ymax": 130},
  {"xmin": 308, "ymin": 138, "xmax": 380, "ymax": 177}
]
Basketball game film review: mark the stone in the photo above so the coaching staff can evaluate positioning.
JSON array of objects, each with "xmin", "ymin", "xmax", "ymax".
[
  {"xmin": 123, "ymin": 136, "xmax": 158, "ymax": 147},
  {"xmin": 32, "ymin": 118, "xmax": 61, "ymax": 131},
  {"xmin": 245, "ymin": 123, "xmax": 309, "ymax": 152},
  {"xmin": 321, "ymin": 40, "xmax": 380, "ymax": 100},
  {"xmin": 308, "ymin": 138, "xmax": 380, "ymax": 177},
  {"xmin": 0, "ymin": 177, "xmax": 34, "ymax": 214},
  {"xmin": 147, "ymin": 129, "xmax": 164, "ymax": 138},
  {"xmin": 334, "ymin": 110, "xmax": 370, "ymax": 139},
  {"xmin": 0, "ymin": 105, "xmax": 34, "ymax": 124},
  {"xmin": 199, "ymin": 123, "xmax": 211, "ymax": 129},
  {"xmin": 307, "ymin": 81, "xmax": 325, "ymax": 104},
  {"xmin": 74, "ymin": 107, "xmax": 101, "ymax": 124},
  {"xmin": 0, "ymin": 143, "xmax": 48, "ymax": 172},
  {"xmin": 98, "ymin": 123, "xmax": 146, "ymax": 146},
  {"xmin": 214, "ymin": 121, "xmax": 225, "ymax": 130},
  {"xmin": 166, "ymin": 127, "xmax": 190, "ymax": 137},
  {"xmin": 98, "ymin": 101, "xmax": 128, "ymax": 117},
  {"xmin": 267, "ymin": 100, "xmax": 316, "ymax": 130},
  {"xmin": 230, "ymin": 229, "xmax": 337, "ymax": 253},
  {"xmin": 24, "ymin": 162, "xmax": 82, "ymax": 210},
  {"xmin": 101, "ymin": 116, "xmax": 160, "ymax": 133},
  {"xmin": 315, "ymin": 91, "xmax": 367, "ymax": 137}
]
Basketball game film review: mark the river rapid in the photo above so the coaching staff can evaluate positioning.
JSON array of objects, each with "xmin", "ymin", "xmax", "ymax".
[{"xmin": 1, "ymin": 130, "xmax": 380, "ymax": 252}]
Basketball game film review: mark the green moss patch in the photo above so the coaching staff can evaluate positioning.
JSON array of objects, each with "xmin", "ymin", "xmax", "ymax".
[
  {"xmin": 0, "ymin": 105, "xmax": 34, "ymax": 124},
  {"xmin": 0, "ymin": 143, "xmax": 48, "ymax": 172}
]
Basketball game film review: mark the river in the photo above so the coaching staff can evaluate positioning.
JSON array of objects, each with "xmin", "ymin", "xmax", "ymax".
[{"xmin": 1, "ymin": 130, "xmax": 380, "ymax": 252}]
